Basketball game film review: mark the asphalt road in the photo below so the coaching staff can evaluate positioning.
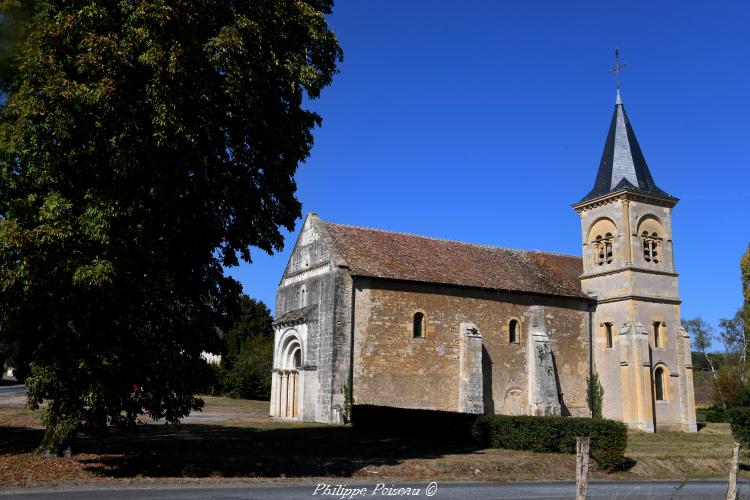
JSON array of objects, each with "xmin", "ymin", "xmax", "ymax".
[
  {"xmin": 0, "ymin": 383, "xmax": 27, "ymax": 406},
  {"xmin": 0, "ymin": 383, "xmax": 25, "ymax": 395},
  {"xmin": 1, "ymin": 480, "xmax": 748, "ymax": 500}
]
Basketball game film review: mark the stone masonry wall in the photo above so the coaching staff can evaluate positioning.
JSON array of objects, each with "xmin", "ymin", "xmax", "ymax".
[
  {"xmin": 352, "ymin": 278, "xmax": 591, "ymax": 417},
  {"xmin": 274, "ymin": 215, "xmax": 349, "ymax": 423},
  {"xmin": 578, "ymin": 193, "xmax": 696, "ymax": 432}
]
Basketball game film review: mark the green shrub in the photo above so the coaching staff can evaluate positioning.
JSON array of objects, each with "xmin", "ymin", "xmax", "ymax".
[
  {"xmin": 472, "ymin": 414, "xmax": 627, "ymax": 471},
  {"xmin": 342, "ymin": 380, "xmax": 352, "ymax": 424},
  {"xmin": 700, "ymin": 405, "xmax": 730, "ymax": 423},
  {"xmin": 197, "ymin": 361, "xmax": 223, "ymax": 396},
  {"xmin": 730, "ymin": 407, "xmax": 750, "ymax": 450},
  {"xmin": 220, "ymin": 336, "xmax": 273, "ymax": 400},
  {"xmin": 587, "ymin": 372, "xmax": 604, "ymax": 419},
  {"xmin": 735, "ymin": 382, "xmax": 750, "ymax": 408}
]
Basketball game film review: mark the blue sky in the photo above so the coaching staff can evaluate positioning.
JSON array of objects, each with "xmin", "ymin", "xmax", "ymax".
[{"xmin": 227, "ymin": 1, "xmax": 750, "ymax": 343}]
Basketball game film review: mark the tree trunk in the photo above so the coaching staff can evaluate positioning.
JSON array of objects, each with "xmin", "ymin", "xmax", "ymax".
[
  {"xmin": 705, "ymin": 351, "xmax": 727, "ymax": 408},
  {"xmin": 39, "ymin": 428, "xmax": 77, "ymax": 458}
]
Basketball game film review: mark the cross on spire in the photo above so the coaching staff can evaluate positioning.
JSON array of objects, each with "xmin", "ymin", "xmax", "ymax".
[{"xmin": 609, "ymin": 49, "xmax": 626, "ymax": 93}]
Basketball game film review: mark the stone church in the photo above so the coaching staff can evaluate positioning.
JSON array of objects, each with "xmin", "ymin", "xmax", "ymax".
[{"xmin": 270, "ymin": 91, "xmax": 697, "ymax": 432}]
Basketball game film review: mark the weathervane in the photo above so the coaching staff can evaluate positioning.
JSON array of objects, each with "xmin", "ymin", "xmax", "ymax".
[{"xmin": 609, "ymin": 49, "xmax": 626, "ymax": 92}]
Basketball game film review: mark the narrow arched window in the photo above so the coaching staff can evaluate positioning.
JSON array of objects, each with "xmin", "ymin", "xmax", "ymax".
[
  {"xmin": 595, "ymin": 235, "xmax": 604, "ymax": 265},
  {"xmin": 642, "ymin": 231, "xmax": 661, "ymax": 264},
  {"xmin": 605, "ymin": 322, "xmax": 613, "ymax": 348},
  {"xmin": 594, "ymin": 233, "xmax": 614, "ymax": 266},
  {"xmin": 653, "ymin": 322, "xmax": 662, "ymax": 348},
  {"xmin": 654, "ymin": 367, "xmax": 665, "ymax": 401},
  {"xmin": 604, "ymin": 233, "xmax": 613, "ymax": 264},
  {"xmin": 300, "ymin": 284, "xmax": 308, "ymax": 307},
  {"xmin": 509, "ymin": 319, "xmax": 519, "ymax": 344},
  {"xmin": 413, "ymin": 312, "xmax": 425, "ymax": 338}
]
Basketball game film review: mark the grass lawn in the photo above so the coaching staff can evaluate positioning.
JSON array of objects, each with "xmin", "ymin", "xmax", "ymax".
[
  {"xmin": 618, "ymin": 422, "xmax": 739, "ymax": 480},
  {"xmin": 0, "ymin": 396, "xmax": 744, "ymax": 487}
]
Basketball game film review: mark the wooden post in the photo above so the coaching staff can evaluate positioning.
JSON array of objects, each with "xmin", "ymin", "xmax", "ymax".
[
  {"xmin": 726, "ymin": 442, "xmax": 741, "ymax": 500},
  {"xmin": 576, "ymin": 436, "xmax": 590, "ymax": 500}
]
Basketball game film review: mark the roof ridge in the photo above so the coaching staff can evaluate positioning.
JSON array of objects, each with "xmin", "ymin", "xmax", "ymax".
[{"xmin": 320, "ymin": 220, "xmax": 581, "ymax": 260}]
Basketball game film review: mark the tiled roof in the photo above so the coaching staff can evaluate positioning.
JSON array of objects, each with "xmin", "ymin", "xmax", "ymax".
[
  {"xmin": 321, "ymin": 221, "xmax": 588, "ymax": 299},
  {"xmin": 274, "ymin": 305, "xmax": 318, "ymax": 325},
  {"xmin": 580, "ymin": 92, "xmax": 670, "ymax": 202}
]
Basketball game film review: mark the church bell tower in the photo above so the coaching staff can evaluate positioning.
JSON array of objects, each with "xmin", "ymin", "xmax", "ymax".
[{"xmin": 572, "ymin": 85, "xmax": 696, "ymax": 432}]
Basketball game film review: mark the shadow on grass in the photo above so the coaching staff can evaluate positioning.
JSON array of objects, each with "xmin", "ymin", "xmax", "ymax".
[
  {"xmin": 1, "ymin": 423, "xmax": 480, "ymax": 478},
  {"xmin": 0, "ymin": 421, "xmax": 638, "ymax": 478},
  {"xmin": 0, "ymin": 427, "xmax": 43, "ymax": 454},
  {"xmin": 620, "ymin": 458, "xmax": 638, "ymax": 472}
]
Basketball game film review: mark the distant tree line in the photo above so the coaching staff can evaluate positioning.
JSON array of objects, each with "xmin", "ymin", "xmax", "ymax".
[
  {"xmin": 204, "ymin": 295, "xmax": 275, "ymax": 401},
  {"xmin": 684, "ymin": 243, "xmax": 750, "ymax": 426}
]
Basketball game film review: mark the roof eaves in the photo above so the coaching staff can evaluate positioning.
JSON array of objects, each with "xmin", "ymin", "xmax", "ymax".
[{"xmin": 348, "ymin": 272, "xmax": 593, "ymax": 301}]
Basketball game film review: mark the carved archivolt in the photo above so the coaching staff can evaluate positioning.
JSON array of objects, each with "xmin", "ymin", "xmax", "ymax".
[{"xmin": 276, "ymin": 329, "xmax": 304, "ymax": 370}]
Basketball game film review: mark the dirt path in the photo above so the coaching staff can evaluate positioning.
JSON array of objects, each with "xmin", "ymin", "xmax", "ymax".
[{"xmin": 0, "ymin": 383, "xmax": 266, "ymax": 422}]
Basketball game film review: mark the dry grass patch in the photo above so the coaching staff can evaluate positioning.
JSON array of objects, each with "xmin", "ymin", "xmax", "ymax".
[
  {"xmin": 196, "ymin": 396, "xmax": 269, "ymax": 413},
  {"xmin": 0, "ymin": 404, "xmax": 43, "ymax": 429}
]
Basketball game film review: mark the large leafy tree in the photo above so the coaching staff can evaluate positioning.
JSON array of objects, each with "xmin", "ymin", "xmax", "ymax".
[
  {"xmin": 0, "ymin": 2, "xmax": 33, "ymax": 94},
  {"xmin": 219, "ymin": 295, "xmax": 274, "ymax": 400},
  {"xmin": 0, "ymin": 0, "xmax": 341, "ymax": 455},
  {"xmin": 224, "ymin": 295, "xmax": 273, "ymax": 362}
]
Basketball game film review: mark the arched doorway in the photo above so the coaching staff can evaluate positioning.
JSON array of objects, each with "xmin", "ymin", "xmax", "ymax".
[{"xmin": 272, "ymin": 330, "xmax": 303, "ymax": 419}]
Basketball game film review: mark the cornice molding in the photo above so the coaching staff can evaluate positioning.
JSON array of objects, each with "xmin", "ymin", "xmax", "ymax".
[
  {"xmin": 592, "ymin": 294, "xmax": 682, "ymax": 305},
  {"xmin": 581, "ymin": 266, "xmax": 679, "ymax": 280},
  {"xmin": 572, "ymin": 189, "xmax": 679, "ymax": 213}
]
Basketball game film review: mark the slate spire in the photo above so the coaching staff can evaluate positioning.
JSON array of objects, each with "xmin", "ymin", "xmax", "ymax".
[{"xmin": 580, "ymin": 92, "xmax": 669, "ymax": 202}]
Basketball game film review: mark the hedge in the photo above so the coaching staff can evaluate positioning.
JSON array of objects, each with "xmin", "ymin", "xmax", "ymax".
[
  {"xmin": 351, "ymin": 405, "xmax": 627, "ymax": 472},
  {"xmin": 730, "ymin": 407, "xmax": 750, "ymax": 450},
  {"xmin": 472, "ymin": 414, "xmax": 627, "ymax": 471},
  {"xmin": 351, "ymin": 405, "xmax": 477, "ymax": 442}
]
